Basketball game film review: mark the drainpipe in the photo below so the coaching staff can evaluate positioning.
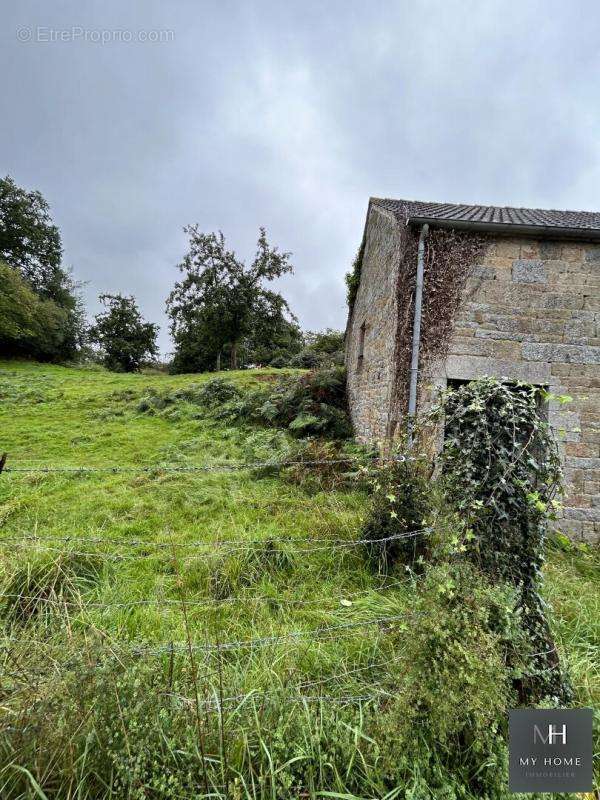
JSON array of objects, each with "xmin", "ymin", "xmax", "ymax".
[{"xmin": 407, "ymin": 223, "xmax": 429, "ymax": 442}]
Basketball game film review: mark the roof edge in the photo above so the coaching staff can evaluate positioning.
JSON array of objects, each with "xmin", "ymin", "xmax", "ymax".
[{"xmin": 406, "ymin": 215, "xmax": 600, "ymax": 242}]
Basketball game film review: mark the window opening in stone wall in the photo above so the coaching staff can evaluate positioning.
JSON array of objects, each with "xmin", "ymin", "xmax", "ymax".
[{"xmin": 357, "ymin": 321, "xmax": 366, "ymax": 371}]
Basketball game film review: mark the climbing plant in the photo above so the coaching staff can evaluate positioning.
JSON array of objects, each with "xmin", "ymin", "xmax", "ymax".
[
  {"xmin": 345, "ymin": 240, "xmax": 365, "ymax": 311},
  {"xmin": 392, "ymin": 227, "xmax": 486, "ymax": 416},
  {"xmin": 430, "ymin": 377, "xmax": 571, "ymax": 702}
]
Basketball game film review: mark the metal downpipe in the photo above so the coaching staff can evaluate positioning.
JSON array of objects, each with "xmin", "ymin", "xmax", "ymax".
[{"xmin": 407, "ymin": 223, "xmax": 429, "ymax": 441}]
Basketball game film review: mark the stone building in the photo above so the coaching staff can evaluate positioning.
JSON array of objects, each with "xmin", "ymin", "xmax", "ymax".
[{"xmin": 345, "ymin": 198, "xmax": 600, "ymax": 542}]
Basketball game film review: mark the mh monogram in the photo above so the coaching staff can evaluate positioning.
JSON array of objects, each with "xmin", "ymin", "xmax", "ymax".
[{"xmin": 533, "ymin": 724, "xmax": 567, "ymax": 745}]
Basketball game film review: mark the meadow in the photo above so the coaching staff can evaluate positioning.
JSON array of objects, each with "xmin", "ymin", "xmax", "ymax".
[{"xmin": 0, "ymin": 360, "xmax": 598, "ymax": 799}]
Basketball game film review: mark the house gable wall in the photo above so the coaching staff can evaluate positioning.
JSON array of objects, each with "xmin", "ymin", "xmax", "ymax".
[{"xmin": 345, "ymin": 206, "xmax": 403, "ymax": 442}]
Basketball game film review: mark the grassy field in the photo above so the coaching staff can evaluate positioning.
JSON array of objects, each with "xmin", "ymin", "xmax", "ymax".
[{"xmin": 0, "ymin": 360, "xmax": 598, "ymax": 799}]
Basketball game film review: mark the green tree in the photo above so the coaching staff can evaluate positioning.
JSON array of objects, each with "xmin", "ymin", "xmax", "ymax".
[
  {"xmin": 90, "ymin": 294, "xmax": 158, "ymax": 372},
  {"xmin": 286, "ymin": 329, "xmax": 345, "ymax": 369},
  {"xmin": 244, "ymin": 299, "xmax": 303, "ymax": 365},
  {"xmin": 167, "ymin": 227, "xmax": 295, "ymax": 372},
  {"xmin": 304, "ymin": 329, "xmax": 344, "ymax": 354},
  {"xmin": 0, "ymin": 176, "xmax": 85, "ymax": 359},
  {"xmin": 0, "ymin": 261, "xmax": 72, "ymax": 360},
  {"xmin": 0, "ymin": 175, "xmax": 64, "ymax": 300}
]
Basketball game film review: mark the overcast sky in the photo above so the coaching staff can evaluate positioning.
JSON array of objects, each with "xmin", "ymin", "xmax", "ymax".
[{"xmin": 2, "ymin": 1, "xmax": 600, "ymax": 354}]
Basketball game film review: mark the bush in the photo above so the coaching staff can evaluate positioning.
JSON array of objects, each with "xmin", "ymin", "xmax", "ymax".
[
  {"xmin": 370, "ymin": 562, "xmax": 519, "ymax": 798},
  {"xmin": 361, "ymin": 456, "xmax": 433, "ymax": 574},
  {"xmin": 0, "ymin": 261, "xmax": 76, "ymax": 362},
  {"xmin": 211, "ymin": 367, "xmax": 352, "ymax": 440},
  {"xmin": 269, "ymin": 355, "xmax": 289, "ymax": 368},
  {"xmin": 289, "ymin": 348, "xmax": 322, "ymax": 369},
  {"xmin": 431, "ymin": 378, "xmax": 570, "ymax": 703},
  {"xmin": 193, "ymin": 377, "xmax": 241, "ymax": 407}
]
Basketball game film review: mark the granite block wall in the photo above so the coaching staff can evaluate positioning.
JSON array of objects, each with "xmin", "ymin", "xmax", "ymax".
[
  {"xmin": 429, "ymin": 236, "xmax": 600, "ymax": 542},
  {"xmin": 346, "ymin": 224, "xmax": 600, "ymax": 542},
  {"xmin": 345, "ymin": 205, "xmax": 403, "ymax": 443}
]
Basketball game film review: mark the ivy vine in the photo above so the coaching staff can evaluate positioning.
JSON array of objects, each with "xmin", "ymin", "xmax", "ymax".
[
  {"xmin": 431, "ymin": 378, "xmax": 571, "ymax": 703},
  {"xmin": 392, "ymin": 227, "xmax": 486, "ymax": 416}
]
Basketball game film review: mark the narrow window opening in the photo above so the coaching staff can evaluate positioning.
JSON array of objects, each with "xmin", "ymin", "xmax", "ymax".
[{"xmin": 357, "ymin": 321, "xmax": 366, "ymax": 371}]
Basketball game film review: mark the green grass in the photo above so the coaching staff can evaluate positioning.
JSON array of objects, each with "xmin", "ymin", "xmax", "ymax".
[
  {"xmin": 0, "ymin": 360, "xmax": 392, "ymax": 650},
  {"xmin": 0, "ymin": 359, "xmax": 598, "ymax": 799}
]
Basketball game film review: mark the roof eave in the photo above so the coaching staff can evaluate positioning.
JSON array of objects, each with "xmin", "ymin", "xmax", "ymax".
[{"xmin": 406, "ymin": 215, "xmax": 600, "ymax": 242}]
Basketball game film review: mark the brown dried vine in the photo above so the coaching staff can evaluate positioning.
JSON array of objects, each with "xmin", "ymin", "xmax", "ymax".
[{"xmin": 391, "ymin": 227, "xmax": 487, "ymax": 419}]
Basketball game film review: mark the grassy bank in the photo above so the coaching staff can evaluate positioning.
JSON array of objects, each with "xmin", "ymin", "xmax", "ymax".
[{"xmin": 0, "ymin": 360, "xmax": 598, "ymax": 798}]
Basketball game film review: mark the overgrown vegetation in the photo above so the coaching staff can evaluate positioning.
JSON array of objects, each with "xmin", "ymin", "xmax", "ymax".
[
  {"xmin": 392, "ymin": 227, "xmax": 486, "ymax": 416},
  {"xmin": 360, "ymin": 379, "xmax": 574, "ymax": 710},
  {"xmin": 136, "ymin": 366, "xmax": 353, "ymax": 440},
  {"xmin": 362, "ymin": 453, "xmax": 433, "ymax": 573},
  {"xmin": 345, "ymin": 241, "xmax": 365, "ymax": 311},
  {"xmin": 433, "ymin": 378, "xmax": 570, "ymax": 702},
  {"xmin": 0, "ymin": 362, "xmax": 597, "ymax": 798},
  {"xmin": 273, "ymin": 328, "xmax": 345, "ymax": 370}
]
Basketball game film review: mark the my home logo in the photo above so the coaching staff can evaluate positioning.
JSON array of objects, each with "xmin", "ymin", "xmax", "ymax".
[
  {"xmin": 533, "ymin": 722, "xmax": 567, "ymax": 745},
  {"xmin": 509, "ymin": 709, "xmax": 593, "ymax": 793}
]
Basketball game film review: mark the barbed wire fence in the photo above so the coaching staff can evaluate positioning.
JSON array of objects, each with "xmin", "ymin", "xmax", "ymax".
[
  {"xmin": 0, "ymin": 450, "xmax": 434, "ymax": 718},
  {"xmin": 0, "ymin": 449, "xmax": 568, "ymax": 718}
]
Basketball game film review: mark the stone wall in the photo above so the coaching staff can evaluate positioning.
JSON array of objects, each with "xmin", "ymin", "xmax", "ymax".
[
  {"xmin": 346, "ymin": 214, "xmax": 600, "ymax": 542},
  {"xmin": 345, "ymin": 205, "xmax": 403, "ymax": 442},
  {"xmin": 426, "ymin": 236, "xmax": 600, "ymax": 543}
]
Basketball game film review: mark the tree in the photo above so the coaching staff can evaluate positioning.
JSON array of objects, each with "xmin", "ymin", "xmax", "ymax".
[
  {"xmin": 167, "ymin": 227, "xmax": 295, "ymax": 373},
  {"xmin": 243, "ymin": 296, "xmax": 304, "ymax": 365},
  {"xmin": 0, "ymin": 261, "xmax": 73, "ymax": 360},
  {"xmin": 286, "ymin": 329, "xmax": 345, "ymax": 369},
  {"xmin": 304, "ymin": 329, "xmax": 344, "ymax": 355},
  {"xmin": 0, "ymin": 175, "xmax": 64, "ymax": 300},
  {"xmin": 90, "ymin": 294, "xmax": 158, "ymax": 372},
  {"xmin": 0, "ymin": 175, "xmax": 85, "ymax": 360}
]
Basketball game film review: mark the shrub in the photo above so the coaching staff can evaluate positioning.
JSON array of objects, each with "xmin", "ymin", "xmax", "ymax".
[
  {"xmin": 370, "ymin": 562, "xmax": 519, "ymax": 798},
  {"xmin": 289, "ymin": 348, "xmax": 321, "ymax": 369},
  {"xmin": 136, "ymin": 392, "xmax": 168, "ymax": 413},
  {"xmin": 193, "ymin": 377, "xmax": 242, "ymax": 407},
  {"xmin": 345, "ymin": 243, "xmax": 364, "ymax": 309},
  {"xmin": 258, "ymin": 366, "xmax": 350, "ymax": 437},
  {"xmin": 269, "ymin": 355, "xmax": 289, "ymax": 368},
  {"xmin": 212, "ymin": 367, "xmax": 352, "ymax": 440},
  {"xmin": 361, "ymin": 455, "xmax": 433, "ymax": 574},
  {"xmin": 0, "ymin": 261, "xmax": 75, "ymax": 362}
]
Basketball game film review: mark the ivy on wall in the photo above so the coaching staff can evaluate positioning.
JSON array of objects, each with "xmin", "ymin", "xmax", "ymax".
[
  {"xmin": 432, "ymin": 378, "xmax": 571, "ymax": 703},
  {"xmin": 345, "ymin": 239, "xmax": 366, "ymax": 312},
  {"xmin": 392, "ymin": 227, "xmax": 487, "ymax": 418}
]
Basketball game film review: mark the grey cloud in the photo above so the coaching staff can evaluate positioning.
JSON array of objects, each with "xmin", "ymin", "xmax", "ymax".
[{"xmin": 1, "ymin": 0, "xmax": 600, "ymax": 354}]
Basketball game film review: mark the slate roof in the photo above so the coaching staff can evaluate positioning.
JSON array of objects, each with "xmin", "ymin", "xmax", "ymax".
[{"xmin": 371, "ymin": 197, "xmax": 600, "ymax": 237}]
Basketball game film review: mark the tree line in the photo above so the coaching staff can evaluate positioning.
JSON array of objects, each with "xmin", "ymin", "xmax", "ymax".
[{"xmin": 0, "ymin": 176, "xmax": 343, "ymax": 373}]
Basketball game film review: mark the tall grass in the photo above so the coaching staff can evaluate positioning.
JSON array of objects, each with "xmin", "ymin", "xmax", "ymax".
[{"xmin": 0, "ymin": 361, "xmax": 598, "ymax": 798}]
